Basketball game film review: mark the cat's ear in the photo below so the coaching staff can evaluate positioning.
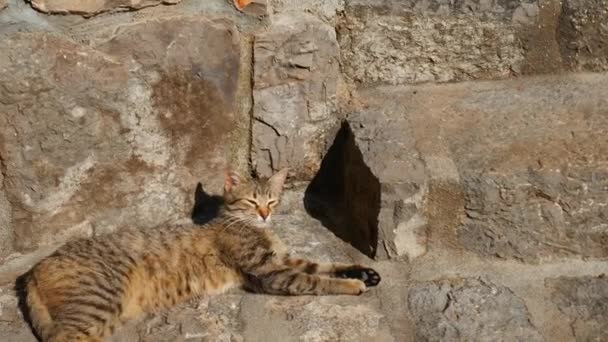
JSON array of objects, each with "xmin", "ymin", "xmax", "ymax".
[
  {"xmin": 224, "ymin": 168, "xmax": 243, "ymax": 193},
  {"xmin": 269, "ymin": 168, "xmax": 289, "ymax": 194}
]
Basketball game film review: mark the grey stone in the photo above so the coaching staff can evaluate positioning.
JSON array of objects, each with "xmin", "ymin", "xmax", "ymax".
[
  {"xmin": 338, "ymin": 0, "xmax": 538, "ymax": 85},
  {"xmin": 269, "ymin": 0, "xmax": 344, "ymax": 21},
  {"xmin": 29, "ymin": 0, "xmax": 182, "ymax": 16},
  {"xmin": 559, "ymin": 0, "xmax": 608, "ymax": 72},
  {"xmin": 0, "ymin": 181, "xmax": 12, "ymax": 256},
  {"xmin": 408, "ymin": 278, "xmax": 543, "ymax": 342},
  {"xmin": 306, "ymin": 73, "xmax": 608, "ymax": 261},
  {"xmin": 461, "ymin": 168, "xmax": 608, "ymax": 262},
  {"xmin": 546, "ymin": 275, "xmax": 608, "ymax": 342},
  {"xmin": 304, "ymin": 115, "xmax": 428, "ymax": 259},
  {"xmin": 252, "ymin": 12, "xmax": 344, "ymax": 180},
  {"xmin": 0, "ymin": 16, "xmax": 243, "ymax": 253},
  {"xmin": 0, "ymin": 285, "xmax": 36, "ymax": 342}
]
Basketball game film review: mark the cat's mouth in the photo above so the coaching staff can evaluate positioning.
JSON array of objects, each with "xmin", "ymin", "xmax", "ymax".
[{"xmin": 254, "ymin": 214, "xmax": 272, "ymax": 228}]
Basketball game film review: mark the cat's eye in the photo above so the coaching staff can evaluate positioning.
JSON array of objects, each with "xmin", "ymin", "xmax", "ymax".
[
  {"xmin": 244, "ymin": 199, "xmax": 258, "ymax": 207},
  {"xmin": 268, "ymin": 199, "xmax": 278, "ymax": 206}
]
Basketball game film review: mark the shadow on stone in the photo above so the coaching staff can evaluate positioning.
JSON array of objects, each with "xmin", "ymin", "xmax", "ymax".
[
  {"xmin": 304, "ymin": 121, "xmax": 381, "ymax": 259},
  {"xmin": 14, "ymin": 272, "xmax": 39, "ymax": 341},
  {"xmin": 191, "ymin": 183, "xmax": 224, "ymax": 225}
]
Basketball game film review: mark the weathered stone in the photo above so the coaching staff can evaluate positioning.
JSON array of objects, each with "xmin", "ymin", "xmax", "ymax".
[
  {"xmin": 112, "ymin": 294, "xmax": 244, "ymax": 341},
  {"xmin": 559, "ymin": 0, "xmax": 608, "ymax": 72},
  {"xmin": 307, "ymin": 73, "xmax": 608, "ymax": 261},
  {"xmin": 338, "ymin": 0, "xmax": 537, "ymax": 85},
  {"xmin": 0, "ymin": 178, "xmax": 11, "ymax": 256},
  {"xmin": 234, "ymin": 0, "xmax": 268, "ymax": 16},
  {"xmin": 408, "ymin": 278, "xmax": 543, "ymax": 341},
  {"xmin": 252, "ymin": 12, "xmax": 343, "ymax": 179},
  {"xmin": 305, "ymin": 119, "xmax": 427, "ymax": 260},
  {"xmin": 29, "ymin": 0, "xmax": 182, "ymax": 16},
  {"xmin": 546, "ymin": 275, "xmax": 608, "ymax": 342},
  {"xmin": 461, "ymin": 168, "xmax": 608, "ymax": 261},
  {"xmin": 259, "ymin": 297, "xmax": 389, "ymax": 342},
  {"xmin": 0, "ymin": 17, "xmax": 242, "ymax": 254},
  {"xmin": 0, "ymin": 285, "xmax": 36, "ymax": 342},
  {"xmin": 269, "ymin": 0, "xmax": 344, "ymax": 21}
]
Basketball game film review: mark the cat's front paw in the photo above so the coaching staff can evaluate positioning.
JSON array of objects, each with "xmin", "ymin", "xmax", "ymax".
[{"xmin": 334, "ymin": 266, "xmax": 381, "ymax": 287}]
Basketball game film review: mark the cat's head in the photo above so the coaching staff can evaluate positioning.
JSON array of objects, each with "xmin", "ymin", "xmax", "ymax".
[{"xmin": 221, "ymin": 168, "xmax": 289, "ymax": 228}]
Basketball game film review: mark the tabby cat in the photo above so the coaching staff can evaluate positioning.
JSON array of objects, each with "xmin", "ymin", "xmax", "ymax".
[{"xmin": 23, "ymin": 168, "xmax": 381, "ymax": 342}]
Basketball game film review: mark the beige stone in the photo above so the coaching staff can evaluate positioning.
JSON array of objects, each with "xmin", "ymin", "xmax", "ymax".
[{"xmin": 29, "ymin": 0, "xmax": 182, "ymax": 16}]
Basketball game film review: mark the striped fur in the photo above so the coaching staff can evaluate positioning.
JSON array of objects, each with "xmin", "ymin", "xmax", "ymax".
[{"xmin": 23, "ymin": 168, "xmax": 381, "ymax": 341}]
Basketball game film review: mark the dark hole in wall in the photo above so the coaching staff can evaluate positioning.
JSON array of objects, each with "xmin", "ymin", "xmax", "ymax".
[
  {"xmin": 191, "ymin": 183, "xmax": 224, "ymax": 225},
  {"xmin": 304, "ymin": 121, "xmax": 381, "ymax": 259}
]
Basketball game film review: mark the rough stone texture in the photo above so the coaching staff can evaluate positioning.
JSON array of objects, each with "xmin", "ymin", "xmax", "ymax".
[
  {"xmin": 408, "ymin": 278, "xmax": 543, "ymax": 341},
  {"xmin": 445, "ymin": 76, "xmax": 608, "ymax": 262},
  {"xmin": 0, "ymin": 17, "xmax": 242, "ymax": 254},
  {"xmin": 546, "ymin": 275, "xmax": 608, "ymax": 342},
  {"xmin": 0, "ymin": 175, "xmax": 12, "ymax": 255},
  {"xmin": 322, "ymin": 73, "xmax": 608, "ymax": 262},
  {"xmin": 269, "ymin": 0, "xmax": 344, "ymax": 21},
  {"xmin": 304, "ymin": 116, "xmax": 427, "ymax": 260},
  {"xmin": 0, "ymin": 285, "xmax": 35, "ymax": 342},
  {"xmin": 559, "ymin": 0, "xmax": 608, "ymax": 72},
  {"xmin": 252, "ymin": 12, "xmax": 344, "ymax": 179},
  {"xmin": 306, "ymin": 73, "xmax": 608, "ymax": 261},
  {"xmin": 338, "ymin": 0, "xmax": 538, "ymax": 85},
  {"xmin": 29, "ymin": 0, "xmax": 182, "ymax": 16}
]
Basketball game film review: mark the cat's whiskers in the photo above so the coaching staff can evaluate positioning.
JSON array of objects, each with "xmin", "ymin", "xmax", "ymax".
[{"xmin": 220, "ymin": 215, "xmax": 250, "ymax": 232}]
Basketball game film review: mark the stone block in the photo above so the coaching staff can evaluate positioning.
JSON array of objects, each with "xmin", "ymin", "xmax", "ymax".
[
  {"xmin": 338, "ymin": 0, "xmax": 538, "ymax": 85},
  {"xmin": 29, "ymin": 0, "xmax": 182, "ymax": 16},
  {"xmin": 306, "ymin": 73, "xmax": 608, "ymax": 261},
  {"xmin": 269, "ymin": 0, "xmax": 344, "ymax": 21},
  {"xmin": 559, "ymin": 0, "xmax": 608, "ymax": 71},
  {"xmin": 408, "ymin": 278, "xmax": 543, "ymax": 341},
  {"xmin": 0, "ymin": 16, "xmax": 243, "ymax": 253},
  {"xmin": 546, "ymin": 275, "xmax": 608, "ymax": 341},
  {"xmin": 252, "ymin": 12, "xmax": 344, "ymax": 180}
]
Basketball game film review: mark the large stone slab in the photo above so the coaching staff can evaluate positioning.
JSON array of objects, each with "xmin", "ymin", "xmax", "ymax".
[
  {"xmin": 338, "ymin": 0, "xmax": 538, "ymax": 85},
  {"xmin": 559, "ymin": 0, "xmax": 608, "ymax": 72},
  {"xmin": 0, "ymin": 17, "xmax": 242, "ymax": 255},
  {"xmin": 546, "ymin": 275, "xmax": 608, "ymax": 341},
  {"xmin": 269, "ymin": 0, "xmax": 344, "ymax": 21},
  {"xmin": 29, "ymin": 0, "xmax": 182, "ymax": 16},
  {"xmin": 306, "ymin": 73, "xmax": 608, "ymax": 261},
  {"xmin": 252, "ymin": 12, "xmax": 344, "ymax": 179},
  {"xmin": 408, "ymin": 278, "xmax": 543, "ymax": 341}
]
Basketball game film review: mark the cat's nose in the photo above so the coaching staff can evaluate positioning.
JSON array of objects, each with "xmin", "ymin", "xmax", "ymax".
[{"xmin": 258, "ymin": 207, "xmax": 269, "ymax": 220}]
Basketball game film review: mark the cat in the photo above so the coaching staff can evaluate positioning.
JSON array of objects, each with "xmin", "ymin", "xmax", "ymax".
[{"xmin": 22, "ymin": 168, "xmax": 381, "ymax": 342}]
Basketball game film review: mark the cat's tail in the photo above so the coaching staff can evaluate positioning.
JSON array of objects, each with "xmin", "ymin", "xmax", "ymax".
[{"xmin": 24, "ymin": 272, "xmax": 55, "ymax": 341}]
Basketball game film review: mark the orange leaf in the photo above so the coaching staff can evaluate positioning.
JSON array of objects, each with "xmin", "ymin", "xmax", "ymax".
[{"xmin": 236, "ymin": 0, "xmax": 252, "ymax": 10}]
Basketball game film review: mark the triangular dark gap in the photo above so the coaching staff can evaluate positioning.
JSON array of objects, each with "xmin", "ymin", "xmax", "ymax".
[{"xmin": 304, "ymin": 121, "xmax": 381, "ymax": 259}]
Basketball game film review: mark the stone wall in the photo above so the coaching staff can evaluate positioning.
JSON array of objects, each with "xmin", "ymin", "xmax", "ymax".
[{"xmin": 0, "ymin": 0, "xmax": 607, "ymax": 341}]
